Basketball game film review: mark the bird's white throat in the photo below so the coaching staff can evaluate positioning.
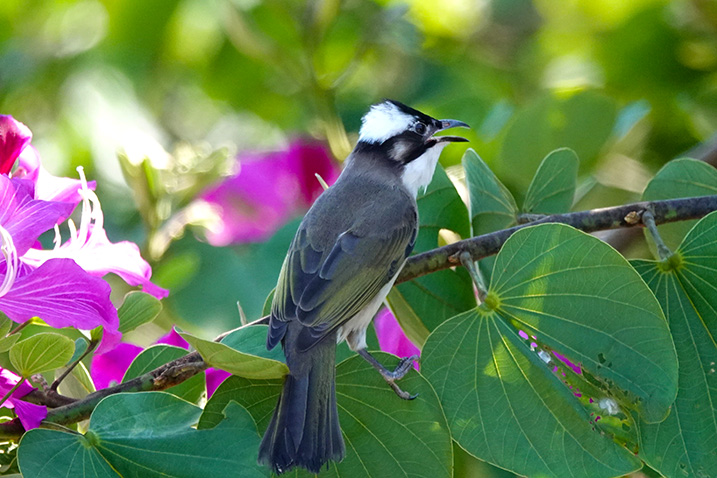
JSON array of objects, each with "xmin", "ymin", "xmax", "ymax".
[
  {"xmin": 401, "ymin": 143, "xmax": 446, "ymax": 197},
  {"xmin": 359, "ymin": 102, "xmax": 414, "ymax": 144}
]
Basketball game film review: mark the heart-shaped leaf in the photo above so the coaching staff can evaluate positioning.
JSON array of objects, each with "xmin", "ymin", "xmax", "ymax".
[
  {"xmin": 117, "ymin": 291, "xmax": 162, "ymax": 334},
  {"xmin": 642, "ymin": 158, "xmax": 717, "ymax": 252},
  {"xmin": 631, "ymin": 210, "xmax": 717, "ymax": 478},
  {"xmin": 422, "ymin": 223, "xmax": 678, "ymax": 477},
  {"xmin": 10, "ymin": 333, "xmax": 75, "ymax": 377},
  {"xmin": 17, "ymin": 392, "xmax": 268, "ymax": 478},
  {"xmin": 523, "ymin": 148, "xmax": 578, "ymax": 214}
]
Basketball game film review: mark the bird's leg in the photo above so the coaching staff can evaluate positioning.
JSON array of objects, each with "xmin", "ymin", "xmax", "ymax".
[{"xmin": 357, "ymin": 349, "xmax": 419, "ymax": 400}]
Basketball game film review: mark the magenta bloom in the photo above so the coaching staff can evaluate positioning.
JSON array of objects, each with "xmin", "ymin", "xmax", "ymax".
[
  {"xmin": 90, "ymin": 342, "xmax": 143, "ymax": 389},
  {"xmin": 21, "ymin": 169, "xmax": 168, "ymax": 300},
  {"xmin": 0, "ymin": 176, "xmax": 119, "ymax": 340},
  {"xmin": 0, "ymin": 368, "xmax": 47, "ymax": 430},
  {"xmin": 374, "ymin": 308, "xmax": 420, "ymax": 370},
  {"xmin": 200, "ymin": 140, "xmax": 340, "ymax": 245},
  {"xmin": 0, "ymin": 116, "xmax": 31, "ymax": 175}
]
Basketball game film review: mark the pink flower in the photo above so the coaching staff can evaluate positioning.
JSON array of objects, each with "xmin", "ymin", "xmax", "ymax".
[
  {"xmin": 200, "ymin": 140, "xmax": 340, "ymax": 245},
  {"xmin": 374, "ymin": 308, "xmax": 420, "ymax": 370},
  {"xmin": 0, "ymin": 176, "xmax": 119, "ymax": 345},
  {"xmin": 0, "ymin": 116, "xmax": 31, "ymax": 175},
  {"xmin": 0, "ymin": 368, "xmax": 47, "ymax": 430},
  {"xmin": 21, "ymin": 168, "xmax": 168, "ymax": 300},
  {"xmin": 90, "ymin": 342, "xmax": 144, "ymax": 389}
]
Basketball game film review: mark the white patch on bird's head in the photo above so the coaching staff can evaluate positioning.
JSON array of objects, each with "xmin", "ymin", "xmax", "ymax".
[
  {"xmin": 359, "ymin": 101, "xmax": 416, "ymax": 144},
  {"xmin": 401, "ymin": 142, "xmax": 448, "ymax": 197}
]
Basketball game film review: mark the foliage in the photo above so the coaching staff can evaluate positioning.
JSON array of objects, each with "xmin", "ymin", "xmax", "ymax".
[{"xmin": 2, "ymin": 0, "xmax": 717, "ymax": 477}]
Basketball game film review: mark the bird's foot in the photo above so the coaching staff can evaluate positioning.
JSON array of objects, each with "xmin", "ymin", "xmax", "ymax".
[{"xmin": 357, "ymin": 350, "xmax": 419, "ymax": 400}]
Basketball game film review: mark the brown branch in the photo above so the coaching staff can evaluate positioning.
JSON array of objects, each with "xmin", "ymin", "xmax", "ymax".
[{"xmin": 397, "ymin": 195, "xmax": 717, "ymax": 283}]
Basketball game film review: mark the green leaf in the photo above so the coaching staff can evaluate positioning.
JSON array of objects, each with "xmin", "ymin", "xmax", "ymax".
[
  {"xmin": 422, "ymin": 223, "xmax": 678, "ymax": 477},
  {"xmin": 642, "ymin": 158, "xmax": 717, "ymax": 252},
  {"xmin": 489, "ymin": 224, "xmax": 677, "ymax": 422},
  {"xmin": 423, "ymin": 310, "xmax": 641, "ymax": 478},
  {"xmin": 219, "ymin": 325, "xmax": 285, "ymax": 363},
  {"xmin": 66, "ymin": 337, "xmax": 89, "ymax": 365},
  {"xmin": 463, "ymin": 148, "xmax": 518, "ymax": 235},
  {"xmin": 57, "ymin": 361, "xmax": 96, "ymax": 397},
  {"xmin": 388, "ymin": 165, "xmax": 475, "ymax": 345},
  {"xmin": 523, "ymin": 148, "xmax": 579, "ymax": 214},
  {"xmin": 117, "ymin": 291, "xmax": 162, "ymax": 334},
  {"xmin": 413, "ymin": 165, "xmax": 470, "ymax": 252},
  {"xmin": 631, "ymin": 211, "xmax": 717, "ymax": 478},
  {"xmin": 123, "ymin": 345, "xmax": 205, "ymax": 403},
  {"xmin": 261, "ymin": 289, "xmax": 275, "ymax": 317},
  {"xmin": 497, "ymin": 91, "xmax": 616, "ymax": 189},
  {"xmin": 9, "ymin": 333, "xmax": 75, "ymax": 377},
  {"xmin": 0, "ymin": 334, "xmax": 19, "ymax": 353},
  {"xmin": 180, "ymin": 331, "xmax": 288, "ymax": 379},
  {"xmin": 17, "ymin": 392, "xmax": 269, "ymax": 478},
  {"xmin": 0, "ymin": 313, "xmax": 13, "ymax": 337},
  {"xmin": 200, "ymin": 354, "xmax": 453, "ymax": 478}
]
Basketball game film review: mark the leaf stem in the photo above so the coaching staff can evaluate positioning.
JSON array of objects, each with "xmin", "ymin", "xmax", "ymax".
[
  {"xmin": 641, "ymin": 209, "xmax": 673, "ymax": 261},
  {"xmin": 50, "ymin": 340, "xmax": 98, "ymax": 392},
  {"xmin": 459, "ymin": 251, "xmax": 488, "ymax": 303}
]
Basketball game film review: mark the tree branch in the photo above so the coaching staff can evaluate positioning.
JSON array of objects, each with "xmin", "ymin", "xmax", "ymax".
[
  {"xmin": 0, "ymin": 195, "xmax": 714, "ymax": 440},
  {"xmin": 397, "ymin": 195, "xmax": 717, "ymax": 283}
]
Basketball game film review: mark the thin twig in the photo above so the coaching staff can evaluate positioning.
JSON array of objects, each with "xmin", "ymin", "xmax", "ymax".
[
  {"xmin": 397, "ymin": 195, "xmax": 717, "ymax": 284},
  {"xmin": 51, "ymin": 340, "xmax": 98, "ymax": 392}
]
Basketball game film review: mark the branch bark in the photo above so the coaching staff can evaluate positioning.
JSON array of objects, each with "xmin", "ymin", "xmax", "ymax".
[
  {"xmin": 397, "ymin": 195, "xmax": 717, "ymax": 283},
  {"xmin": 1, "ymin": 194, "xmax": 715, "ymax": 440}
]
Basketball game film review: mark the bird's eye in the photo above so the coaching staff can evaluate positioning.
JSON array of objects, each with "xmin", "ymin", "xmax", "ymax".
[{"xmin": 414, "ymin": 123, "xmax": 427, "ymax": 135}]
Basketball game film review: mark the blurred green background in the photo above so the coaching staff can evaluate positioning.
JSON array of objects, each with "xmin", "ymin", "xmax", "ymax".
[
  {"xmin": 4, "ymin": 1, "xmax": 714, "ymax": 476},
  {"xmin": 3, "ymin": 0, "xmax": 716, "ymax": 339}
]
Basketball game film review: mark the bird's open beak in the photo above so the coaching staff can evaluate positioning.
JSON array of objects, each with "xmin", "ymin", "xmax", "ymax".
[{"xmin": 433, "ymin": 119, "xmax": 470, "ymax": 143}]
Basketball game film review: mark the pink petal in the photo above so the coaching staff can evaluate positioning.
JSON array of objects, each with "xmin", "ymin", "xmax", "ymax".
[
  {"xmin": 0, "ymin": 116, "xmax": 32, "ymax": 175},
  {"xmin": 90, "ymin": 342, "xmax": 143, "ymax": 389},
  {"xmin": 13, "ymin": 400, "xmax": 47, "ymax": 430},
  {"xmin": 14, "ymin": 146, "xmax": 95, "ymax": 203},
  {"xmin": 22, "ymin": 224, "xmax": 168, "ymax": 300},
  {"xmin": 0, "ymin": 175, "xmax": 75, "ymax": 255},
  {"xmin": 200, "ymin": 140, "xmax": 339, "ymax": 246},
  {"xmin": 0, "ymin": 368, "xmax": 34, "ymax": 405},
  {"xmin": 0, "ymin": 258, "xmax": 119, "ymax": 333},
  {"xmin": 206, "ymin": 368, "xmax": 231, "ymax": 398},
  {"xmin": 374, "ymin": 308, "xmax": 420, "ymax": 370},
  {"xmin": 155, "ymin": 327, "xmax": 189, "ymax": 349}
]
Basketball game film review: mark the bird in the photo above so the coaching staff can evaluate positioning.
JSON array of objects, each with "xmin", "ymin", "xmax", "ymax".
[{"xmin": 258, "ymin": 99, "xmax": 469, "ymax": 474}]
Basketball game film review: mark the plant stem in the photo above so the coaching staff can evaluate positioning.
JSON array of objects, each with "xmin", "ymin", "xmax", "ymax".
[
  {"xmin": 51, "ymin": 340, "xmax": 98, "ymax": 392},
  {"xmin": 641, "ymin": 209, "xmax": 673, "ymax": 261}
]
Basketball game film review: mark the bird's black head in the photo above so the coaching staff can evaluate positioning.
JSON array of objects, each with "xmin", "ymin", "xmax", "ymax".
[
  {"xmin": 353, "ymin": 100, "xmax": 469, "ymax": 195},
  {"xmin": 356, "ymin": 99, "xmax": 468, "ymax": 164}
]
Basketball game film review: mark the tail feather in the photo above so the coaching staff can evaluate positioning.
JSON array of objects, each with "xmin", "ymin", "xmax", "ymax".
[{"xmin": 259, "ymin": 333, "xmax": 345, "ymax": 474}]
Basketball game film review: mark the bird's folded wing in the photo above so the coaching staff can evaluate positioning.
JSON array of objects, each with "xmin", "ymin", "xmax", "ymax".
[{"xmin": 270, "ymin": 217, "xmax": 415, "ymax": 351}]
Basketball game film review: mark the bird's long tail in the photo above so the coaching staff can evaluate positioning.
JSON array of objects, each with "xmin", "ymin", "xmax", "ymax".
[{"xmin": 258, "ymin": 334, "xmax": 345, "ymax": 474}]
